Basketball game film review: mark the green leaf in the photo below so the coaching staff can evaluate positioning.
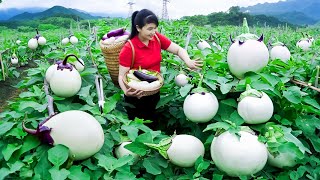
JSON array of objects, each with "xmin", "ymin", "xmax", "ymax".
[
  {"xmin": 203, "ymin": 79, "xmax": 217, "ymax": 91},
  {"xmin": 156, "ymin": 94, "xmax": 176, "ymax": 108},
  {"xmin": 0, "ymin": 122, "xmax": 15, "ymax": 136},
  {"xmin": 136, "ymin": 132, "xmax": 153, "ymax": 144},
  {"xmin": 259, "ymin": 73, "xmax": 280, "ymax": 87},
  {"xmin": 95, "ymin": 153, "xmax": 117, "ymax": 171},
  {"xmin": 113, "ymin": 155, "xmax": 134, "ymax": 170},
  {"xmin": 104, "ymin": 93, "xmax": 121, "ymax": 114},
  {"xmin": 81, "ymin": 159, "xmax": 99, "ymax": 171},
  {"xmin": 152, "ymin": 155, "xmax": 168, "ymax": 168},
  {"xmin": 212, "ymin": 174, "xmax": 224, "ymax": 180},
  {"xmin": 80, "ymin": 68, "xmax": 98, "ymax": 76},
  {"xmin": 19, "ymin": 92, "xmax": 36, "ymax": 98},
  {"xmin": 68, "ymin": 166, "xmax": 90, "ymax": 180},
  {"xmin": 251, "ymin": 80, "xmax": 273, "ymax": 91},
  {"xmin": 179, "ymin": 84, "xmax": 193, "ymax": 97},
  {"xmin": 203, "ymin": 122, "xmax": 232, "ymax": 132},
  {"xmin": 143, "ymin": 158, "xmax": 162, "ymax": 175},
  {"xmin": 121, "ymin": 125, "xmax": 139, "ymax": 141},
  {"xmin": 18, "ymin": 101, "xmax": 47, "ymax": 112},
  {"xmin": 229, "ymin": 111, "xmax": 244, "ymax": 126},
  {"xmin": 123, "ymin": 142, "xmax": 148, "ymax": 156},
  {"xmin": 220, "ymin": 99, "xmax": 237, "ymax": 108},
  {"xmin": 77, "ymin": 85, "xmax": 92, "ymax": 97},
  {"xmin": 283, "ymin": 86, "xmax": 302, "ymax": 104},
  {"xmin": 110, "ymin": 130, "xmax": 122, "ymax": 143},
  {"xmin": 217, "ymin": 103, "xmax": 234, "ymax": 121},
  {"xmin": 278, "ymin": 142, "xmax": 304, "ymax": 159},
  {"xmin": 34, "ymin": 152, "xmax": 51, "ymax": 179},
  {"xmin": 0, "ymin": 168, "xmax": 10, "ymax": 180},
  {"xmin": 281, "ymin": 126, "xmax": 311, "ymax": 154},
  {"xmin": 2, "ymin": 144, "xmax": 22, "ymax": 161},
  {"xmin": 49, "ymin": 168, "xmax": 70, "ymax": 180},
  {"xmin": 47, "ymin": 145, "xmax": 69, "ymax": 167},
  {"xmin": 19, "ymin": 167, "xmax": 33, "ymax": 178},
  {"xmin": 220, "ymin": 82, "xmax": 233, "ymax": 94},
  {"xmin": 9, "ymin": 161, "xmax": 24, "ymax": 173},
  {"xmin": 195, "ymin": 156, "xmax": 210, "ymax": 173},
  {"xmin": 295, "ymin": 115, "xmax": 320, "ymax": 152},
  {"xmin": 55, "ymin": 102, "xmax": 83, "ymax": 112},
  {"xmin": 303, "ymin": 96, "xmax": 320, "ymax": 110},
  {"xmin": 6, "ymin": 126, "xmax": 27, "ymax": 139},
  {"xmin": 115, "ymin": 171, "xmax": 136, "ymax": 180},
  {"xmin": 18, "ymin": 135, "xmax": 41, "ymax": 156}
]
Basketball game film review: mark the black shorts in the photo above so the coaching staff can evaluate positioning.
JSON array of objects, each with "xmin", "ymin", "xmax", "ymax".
[{"xmin": 124, "ymin": 92, "xmax": 160, "ymax": 126}]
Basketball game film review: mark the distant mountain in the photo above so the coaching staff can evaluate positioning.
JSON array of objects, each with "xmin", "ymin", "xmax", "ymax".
[
  {"xmin": 8, "ymin": 6, "xmax": 101, "ymax": 21},
  {"xmin": 273, "ymin": 11, "xmax": 318, "ymax": 25},
  {"xmin": 0, "ymin": 7, "xmax": 45, "ymax": 21},
  {"xmin": 241, "ymin": 0, "xmax": 320, "ymax": 25}
]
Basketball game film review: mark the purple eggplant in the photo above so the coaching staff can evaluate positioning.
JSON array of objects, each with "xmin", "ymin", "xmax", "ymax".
[
  {"xmin": 133, "ymin": 70, "xmax": 158, "ymax": 83},
  {"xmin": 107, "ymin": 28, "xmax": 125, "ymax": 38}
]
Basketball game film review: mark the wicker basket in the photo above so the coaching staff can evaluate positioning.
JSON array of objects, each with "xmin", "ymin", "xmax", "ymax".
[
  {"xmin": 123, "ymin": 70, "xmax": 164, "ymax": 96},
  {"xmin": 99, "ymin": 39, "xmax": 127, "ymax": 86}
]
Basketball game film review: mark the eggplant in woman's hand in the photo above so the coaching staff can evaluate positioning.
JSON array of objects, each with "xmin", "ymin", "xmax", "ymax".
[{"xmin": 133, "ymin": 70, "xmax": 158, "ymax": 83}]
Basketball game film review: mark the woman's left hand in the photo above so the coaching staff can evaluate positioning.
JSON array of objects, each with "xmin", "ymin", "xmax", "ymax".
[{"xmin": 185, "ymin": 58, "xmax": 203, "ymax": 70}]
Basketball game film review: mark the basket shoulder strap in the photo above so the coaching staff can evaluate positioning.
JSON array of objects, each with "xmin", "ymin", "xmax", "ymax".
[
  {"xmin": 127, "ymin": 40, "xmax": 135, "ymax": 69},
  {"xmin": 154, "ymin": 33, "xmax": 161, "ymax": 47}
]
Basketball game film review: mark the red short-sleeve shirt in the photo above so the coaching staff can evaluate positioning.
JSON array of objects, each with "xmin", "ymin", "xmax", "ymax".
[{"xmin": 119, "ymin": 32, "xmax": 171, "ymax": 72}]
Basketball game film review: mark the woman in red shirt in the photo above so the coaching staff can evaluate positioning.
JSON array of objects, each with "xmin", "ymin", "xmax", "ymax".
[{"xmin": 119, "ymin": 9, "xmax": 202, "ymax": 128}]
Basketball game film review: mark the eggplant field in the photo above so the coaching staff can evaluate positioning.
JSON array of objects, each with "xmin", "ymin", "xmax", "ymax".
[{"xmin": 0, "ymin": 17, "xmax": 320, "ymax": 180}]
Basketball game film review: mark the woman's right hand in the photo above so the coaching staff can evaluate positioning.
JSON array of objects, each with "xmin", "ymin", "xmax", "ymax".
[{"xmin": 125, "ymin": 87, "xmax": 144, "ymax": 99}]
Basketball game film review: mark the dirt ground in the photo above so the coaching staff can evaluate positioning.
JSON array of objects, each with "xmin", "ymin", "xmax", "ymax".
[{"xmin": 0, "ymin": 63, "xmax": 33, "ymax": 113}]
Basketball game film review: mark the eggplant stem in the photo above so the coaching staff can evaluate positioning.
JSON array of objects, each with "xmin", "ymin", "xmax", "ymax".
[
  {"xmin": 39, "ymin": 113, "xmax": 57, "ymax": 126},
  {"xmin": 22, "ymin": 121, "xmax": 37, "ymax": 135},
  {"xmin": 315, "ymin": 66, "xmax": 319, "ymax": 88},
  {"xmin": 63, "ymin": 54, "xmax": 81, "ymax": 65},
  {"xmin": 229, "ymin": 34, "xmax": 235, "ymax": 43}
]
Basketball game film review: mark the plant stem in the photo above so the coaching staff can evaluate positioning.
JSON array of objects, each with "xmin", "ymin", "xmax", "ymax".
[
  {"xmin": 290, "ymin": 78, "xmax": 320, "ymax": 92},
  {"xmin": 197, "ymin": 73, "xmax": 204, "ymax": 88},
  {"xmin": 44, "ymin": 79, "xmax": 55, "ymax": 116},
  {"xmin": 0, "ymin": 53, "xmax": 5, "ymax": 81},
  {"xmin": 315, "ymin": 66, "xmax": 319, "ymax": 88},
  {"xmin": 184, "ymin": 25, "xmax": 194, "ymax": 50}
]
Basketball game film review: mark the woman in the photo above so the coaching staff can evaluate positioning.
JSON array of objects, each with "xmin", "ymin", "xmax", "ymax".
[{"xmin": 118, "ymin": 9, "xmax": 202, "ymax": 127}]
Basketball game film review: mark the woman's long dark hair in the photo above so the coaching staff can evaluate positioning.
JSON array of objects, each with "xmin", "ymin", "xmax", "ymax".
[{"xmin": 129, "ymin": 9, "xmax": 159, "ymax": 39}]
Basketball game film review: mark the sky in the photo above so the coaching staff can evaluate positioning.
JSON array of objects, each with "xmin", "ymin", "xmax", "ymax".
[{"xmin": 0, "ymin": 0, "xmax": 284, "ymax": 19}]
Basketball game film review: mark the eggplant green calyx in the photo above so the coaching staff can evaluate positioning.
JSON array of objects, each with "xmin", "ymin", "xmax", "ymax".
[
  {"xmin": 191, "ymin": 87, "xmax": 209, "ymax": 94},
  {"xmin": 235, "ymin": 33, "xmax": 259, "ymax": 42},
  {"xmin": 144, "ymin": 136, "xmax": 174, "ymax": 159},
  {"xmin": 271, "ymin": 41, "xmax": 285, "ymax": 47},
  {"xmin": 238, "ymin": 84, "xmax": 263, "ymax": 101},
  {"xmin": 240, "ymin": 126, "xmax": 256, "ymax": 135}
]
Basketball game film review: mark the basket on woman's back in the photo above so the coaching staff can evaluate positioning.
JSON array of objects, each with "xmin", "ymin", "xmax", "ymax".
[{"xmin": 99, "ymin": 39, "xmax": 127, "ymax": 87}]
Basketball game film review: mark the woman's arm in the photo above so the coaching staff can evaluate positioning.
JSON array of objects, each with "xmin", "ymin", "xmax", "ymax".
[
  {"xmin": 118, "ymin": 65, "xmax": 144, "ymax": 98},
  {"xmin": 165, "ymin": 42, "xmax": 202, "ymax": 70}
]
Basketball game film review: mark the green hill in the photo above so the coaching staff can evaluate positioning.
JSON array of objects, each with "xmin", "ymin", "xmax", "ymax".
[
  {"xmin": 182, "ymin": 7, "xmax": 297, "ymax": 28},
  {"xmin": 241, "ymin": 0, "xmax": 320, "ymax": 25},
  {"xmin": 9, "ymin": 5, "xmax": 100, "ymax": 21}
]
